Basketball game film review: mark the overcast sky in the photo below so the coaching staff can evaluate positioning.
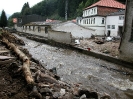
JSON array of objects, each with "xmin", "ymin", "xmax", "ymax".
[{"xmin": 0, "ymin": 0, "xmax": 43, "ymax": 15}]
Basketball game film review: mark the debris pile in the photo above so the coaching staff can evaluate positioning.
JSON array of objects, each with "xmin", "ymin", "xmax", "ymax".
[{"xmin": 0, "ymin": 32, "xmax": 111, "ymax": 99}]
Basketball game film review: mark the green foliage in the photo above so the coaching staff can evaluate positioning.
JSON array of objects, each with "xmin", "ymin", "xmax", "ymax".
[
  {"xmin": 57, "ymin": 0, "xmax": 65, "ymax": 17},
  {"xmin": 32, "ymin": 0, "xmax": 58, "ymax": 17},
  {"xmin": 8, "ymin": 12, "xmax": 21, "ymax": 27},
  {"xmin": 21, "ymin": 2, "xmax": 31, "ymax": 16},
  {"xmin": 85, "ymin": 0, "xmax": 93, "ymax": 7},
  {"xmin": 7, "ymin": 0, "xmax": 125, "ymax": 23},
  {"xmin": 0, "ymin": 10, "xmax": 8, "ymax": 27},
  {"xmin": 76, "ymin": 1, "xmax": 85, "ymax": 16}
]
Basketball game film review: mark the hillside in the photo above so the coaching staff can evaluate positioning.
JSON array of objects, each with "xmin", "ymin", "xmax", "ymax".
[
  {"xmin": 8, "ymin": 0, "xmax": 126, "ymax": 26},
  {"xmin": 30, "ymin": 0, "xmax": 125, "ymax": 19}
]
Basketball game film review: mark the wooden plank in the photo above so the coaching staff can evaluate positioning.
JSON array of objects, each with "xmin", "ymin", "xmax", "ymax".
[
  {"xmin": 0, "ymin": 55, "xmax": 15, "ymax": 60},
  {"xmin": 0, "ymin": 50, "xmax": 10, "ymax": 53}
]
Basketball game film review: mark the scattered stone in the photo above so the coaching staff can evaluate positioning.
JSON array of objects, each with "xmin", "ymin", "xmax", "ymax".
[
  {"xmin": 80, "ymin": 94, "xmax": 87, "ymax": 99},
  {"xmin": 60, "ymin": 88, "xmax": 66, "ymax": 96},
  {"xmin": 39, "ymin": 88, "xmax": 52, "ymax": 95},
  {"xmin": 53, "ymin": 92, "xmax": 61, "ymax": 98}
]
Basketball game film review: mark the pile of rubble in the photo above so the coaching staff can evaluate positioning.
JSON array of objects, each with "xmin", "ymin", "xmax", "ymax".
[{"xmin": 0, "ymin": 32, "xmax": 111, "ymax": 99}]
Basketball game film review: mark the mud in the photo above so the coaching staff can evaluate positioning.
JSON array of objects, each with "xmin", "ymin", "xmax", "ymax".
[
  {"xmin": 14, "ymin": 33, "xmax": 133, "ymax": 99},
  {"xmin": 0, "ymin": 32, "xmax": 106, "ymax": 99}
]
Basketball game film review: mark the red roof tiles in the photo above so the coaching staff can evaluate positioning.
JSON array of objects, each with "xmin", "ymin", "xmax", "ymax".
[{"xmin": 85, "ymin": 0, "xmax": 125, "ymax": 9}]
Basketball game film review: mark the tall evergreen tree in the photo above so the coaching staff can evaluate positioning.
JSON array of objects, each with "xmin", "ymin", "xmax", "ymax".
[
  {"xmin": 58, "ymin": 0, "xmax": 65, "ymax": 17},
  {"xmin": 0, "ymin": 10, "xmax": 7, "ymax": 27},
  {"xmin": 76, "ymin": 1, "xmax": 85, "ymax": 16},
  {"xmin": 85, "ymin": 0, "xmax": 94, "ymax": 7},
  {"xmin": 21, "ymin": 2, "xmax": 31, "ymax": 16}
]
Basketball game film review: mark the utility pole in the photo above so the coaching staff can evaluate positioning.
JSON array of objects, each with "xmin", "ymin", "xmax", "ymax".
[{"xmin": 65, "ymin": 0, "xmax": 68, "ymax": 20}]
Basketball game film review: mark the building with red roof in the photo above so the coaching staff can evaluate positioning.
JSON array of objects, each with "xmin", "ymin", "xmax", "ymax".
[{"xmin": 77, "ymin": 0, "xmax": 126, "ymax": 36}]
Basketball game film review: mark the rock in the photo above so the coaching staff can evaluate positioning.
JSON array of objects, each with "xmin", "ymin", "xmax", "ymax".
[
  {"xmin": 35, "ymin": 70, "xmax": 59, "ymax": 84},
  {"xmin": 62, "ymin": 93, "xmax": 74, "ymax": 99},
  {"xmin": 80, "ymin": 94, "xmax": 87, "ymax": 99},
  {"xmin": 39, "ymin": 88, "xmax": 52, "ymax": 95},
  {"xmin": 53, "ymin": 92, "xmax": 61, "ymax": 98},
  {"xmin": 49, "ymin": 67, "xmax": 57, "ymax": 74},
  {"xmin": 29, "ymin": 86, "xmax": 42, "ymax": 99},
  {"xmin": 100, "ymin": 95, "xmax": 111, "ymax": 99},
  {"xmin": 60, "ymin": 88, "xmax": 66, "ymax": 96},
  {"xmin": 46, "ymin": 96, "xmax": 51, "ymax": 99}
]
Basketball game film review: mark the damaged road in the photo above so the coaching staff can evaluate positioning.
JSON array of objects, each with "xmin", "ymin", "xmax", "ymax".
[
  {"xmin": 0, "ymin": 32, "xmax": 111, "ymax": 99},
  {"xmin": 12, "ymin": 33, "xmax": 133, "ymax": 99}
]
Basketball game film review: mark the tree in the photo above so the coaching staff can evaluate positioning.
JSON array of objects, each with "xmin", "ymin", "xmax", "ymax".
[
  {"xmin": 76, "ymin": 1, "xmax": 85, "ymax": 16},
  {"xmin": 8, "ymin": 12, "xmax": 21, "ymax": 27},
  {"xmin": 0, "ymin": 10, "xmax": 8, "ymax": 27},
  {"xmin": 58, "ymin": 0, "xmax": 65, "ymax": 17},
  {"xmin": 85, "ymin": 0, "xmax": 94, "ymax": 7},
  {"xmin": 21, "ymin": 2, "xmax": 31, "ymax": 16}
]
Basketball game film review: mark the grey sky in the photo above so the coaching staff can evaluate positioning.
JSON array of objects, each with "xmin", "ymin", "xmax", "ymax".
[{"xmin": 0, "ymin": 0, "xmax": 43, "ymax": 15}]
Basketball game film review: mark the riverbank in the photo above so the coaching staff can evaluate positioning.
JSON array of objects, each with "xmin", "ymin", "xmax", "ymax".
[
  {"xmin": 15, "ymin": 32, "xmax": 133, "ymax": 69},
  {"xmin": 13, "ymin": 32, "xmax": 133, "ymax": 99},
  {"xmin": 0, "ymin": 31, "xmax": 112, "ymax": 99}
]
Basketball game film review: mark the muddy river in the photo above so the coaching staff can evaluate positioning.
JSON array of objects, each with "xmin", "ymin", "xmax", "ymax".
[{"xmin": 16, "ymin": 34, "xmax": 133, "ymax": 99}]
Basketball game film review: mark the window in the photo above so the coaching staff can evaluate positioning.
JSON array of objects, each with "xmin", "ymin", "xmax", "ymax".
[
  {"xmin": 91, "ymin": 19, "xmax": 93, "ymax": 24},
  {"xmin": 45, "ymin": 27, "xmax": 48, "ymax": 33},
  {"xmin": 107, "ymin": 25, "xmax": 110, "ymax": 29},
  {"xmin": 29, "ymin": 26, "xmax": 31, "ymax": 31},
  {"xmin": 85, "ymin": 20, "xmax": 86, "ymax": 24},
  {"xmin": 33, "ymin": 26, "xmax": 35, "ymax": 31},
  {"xmin": 102, "ymin": 18, "xmax": 105, "ymax": 24},
  {"xmin": 94, "ymin": 9, "xmax": 95, "ymax": 14},
  {"xmin": 88, "ymin": 10, "xmax": 90, "ymax": 15},
  {"xmin": 91, "ymin": 9, "xmax": 93, "ymax": 14},
  {"xmin": 112, "ymin": 25, "xmax": 115, "ymax": 29},
  {"xmin": 86, "ymin": 11, "xmax": 87, "ymax": 16},
  {"xmin": 89, "ymin": 19, "xmax": 90, "ymax": 24},
  {"xmin": 87, "ymin": 19, "xmax": 88, "ymax": 24},
  {"xmin": 38, "ymin": 26, "xmax": 41, "ymax": 32},
  {"xmin": 93, "ymin": 18, "xmax": 95, "ymax": 24},
  {"xmin": 119, "ymin": 16, "xmax": 124, "ymax": 20}
]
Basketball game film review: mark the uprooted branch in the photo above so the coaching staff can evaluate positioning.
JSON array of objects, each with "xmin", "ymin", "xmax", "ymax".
[{"xmin": 2, "ymin": 37, "xmax": 34, "ymax": 84}]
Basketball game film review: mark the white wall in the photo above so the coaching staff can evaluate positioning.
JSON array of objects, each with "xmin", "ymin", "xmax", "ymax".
[
  {"xmin": 81, "ymin": 16, "xmax": 105, "ymax": 26},
  {"xmin": 80, "ymin": 16, "xmax": 106, "ymax": 35},
  {"xmin": 48, "ymin": 30, "xmax": 72, "ymax": 44},
  {"xmin": 53, "ymin": 22, "xmax": 95, "ymax": 39},
  {"xmin": 83, "ymin": 7, "xmax": 97, "ymax": 17},
  {"xmin": 106, "ymin": 15, "xmax": 124, "ymax": 36},
  {"xmin": 16, "ymin": 25, "xmax": 72, "ymax": 44},
  {"xmin": 88, "ymin": 27, "xmax": 105, "ymax": 35},
  {"xmin": 16, "ymin": 26, "xmax": 48, "ymax": 37}
]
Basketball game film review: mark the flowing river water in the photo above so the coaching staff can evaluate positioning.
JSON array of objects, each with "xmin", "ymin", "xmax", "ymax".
[{"xmin": 15, "ymin": 34, "xmax": 133, "ymax": 99}]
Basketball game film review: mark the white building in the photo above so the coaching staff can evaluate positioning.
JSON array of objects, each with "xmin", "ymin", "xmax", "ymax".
[
  {"xmin": 106, "ymin": 10, "xmax": 125, "ymax": 37},
  {"xmin": 78, "ymin": 0, "xmax": 125, "ymax": 36}
]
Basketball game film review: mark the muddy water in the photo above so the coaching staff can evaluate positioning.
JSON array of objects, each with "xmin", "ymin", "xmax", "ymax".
[{"xmin": 17, "ymin": 35, "xmax": 133, "ymax": 99}]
